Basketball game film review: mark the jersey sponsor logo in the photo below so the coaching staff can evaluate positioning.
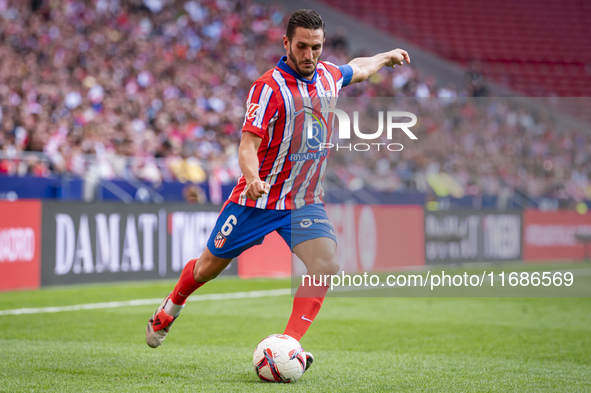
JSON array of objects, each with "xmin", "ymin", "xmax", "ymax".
[
  {"xmin": 246, "ymin": 103, "xmax": 261, "ymax": 120},
  {"xmin": 288, "ymin": 150, "xmax": 328, "ymax": 162},
  {"xmin": 214, "ymin": 231, "xmax": 227, "ymax": 248}
]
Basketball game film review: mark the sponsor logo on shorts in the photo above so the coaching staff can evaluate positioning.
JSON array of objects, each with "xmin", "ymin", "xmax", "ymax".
[
  {"xmin": 214, "ymin": 231, "xmax": 227, "ymax": 248},
  {"xmin": 299, "ymin": 218, "xmax": 332, "ymax": 228},
  {"xmin": 300, "ymin": 219, "xmax": 312, "ymax": 228},
  {"xmin": 313, "ymin": 218, "xmax": 330, "ymax": 224}
]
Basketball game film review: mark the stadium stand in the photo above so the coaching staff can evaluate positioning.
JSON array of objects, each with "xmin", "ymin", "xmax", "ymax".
[
  {"xmin": 0, "ymin": 0, "xmax": 589, "ymax": 208},
  {"xmin": 319, "ymin": 0, "xmax": 591, "ymax": 97}
]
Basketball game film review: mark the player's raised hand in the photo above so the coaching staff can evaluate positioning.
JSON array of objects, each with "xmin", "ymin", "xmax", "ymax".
[
  {"xmin": 385, "ymin": 49, "xmax": 410, "ymax": 68},
  {"xmin": 245, "ymin": 180, "xmax": 270, "ymax": 201}
]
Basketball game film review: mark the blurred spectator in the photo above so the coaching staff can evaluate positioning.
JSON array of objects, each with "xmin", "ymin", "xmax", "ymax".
[
  {"xmin": 465, "ymin": 60, "xmax": 489, "ymax": 97},
  {"xmin": 183, "ymin": 184, "xmax": 206, "ymax": 204}
]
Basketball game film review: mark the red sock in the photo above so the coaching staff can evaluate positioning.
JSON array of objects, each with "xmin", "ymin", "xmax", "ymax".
[
  {"xmin": 170, "ymin": 259, "xmax": 205, "ymax": 305},
  {"xmin": 283, "ymin": 282, "xmax": 329, "ymax": 341}
]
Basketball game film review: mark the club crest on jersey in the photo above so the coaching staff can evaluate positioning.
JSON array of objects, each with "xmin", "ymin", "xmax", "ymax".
[
  {"xmin": 246, "ymin": 103, "xmax": 261, "ymax": 120},
  {"xmin": 214, "ymin": 231, "xmax": 227, "ymax": 248}
]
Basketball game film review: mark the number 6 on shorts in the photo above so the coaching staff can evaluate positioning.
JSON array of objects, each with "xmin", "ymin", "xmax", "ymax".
[{"xmin": 221, "ymin": 215, "xmax": 237, "ymax": 236}]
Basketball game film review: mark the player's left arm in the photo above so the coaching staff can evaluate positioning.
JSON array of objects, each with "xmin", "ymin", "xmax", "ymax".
[{"xmin": 346, "ymin": 49, "xmax": 410, "ymax": 84}]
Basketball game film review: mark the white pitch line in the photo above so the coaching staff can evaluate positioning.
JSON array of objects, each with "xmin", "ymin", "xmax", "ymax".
[
  {"xmin": 0, "ymin": 288, "xmax": 292, "ymax": 316},
  {"xmin": 3, "ymin": 268, "xmax": 590, "ymax": 316}
]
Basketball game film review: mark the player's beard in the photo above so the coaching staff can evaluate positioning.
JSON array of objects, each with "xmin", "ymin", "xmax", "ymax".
[{"xmin": 288, "ymin": 48, "xmax": 316, "ymax": 78}]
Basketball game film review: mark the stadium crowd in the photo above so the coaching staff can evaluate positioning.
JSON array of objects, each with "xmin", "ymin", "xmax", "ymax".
[{"xmin": 0, "ymin": 0, "xmax": 589, "ymax": 203}]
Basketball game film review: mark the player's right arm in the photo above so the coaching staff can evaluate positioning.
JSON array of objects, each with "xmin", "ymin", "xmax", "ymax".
[
  {"xmin": 239, "ymin": 81, "xmax": 278, "ymax": 201},
  {"xmin": 239, "ymin": 129, "xmax": 270, "ymax": 201}
]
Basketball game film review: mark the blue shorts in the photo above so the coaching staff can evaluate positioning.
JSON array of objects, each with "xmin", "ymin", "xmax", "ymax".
[{"xmin": 206, "ymin": 202, "xmax": 337, "ymax": 259}]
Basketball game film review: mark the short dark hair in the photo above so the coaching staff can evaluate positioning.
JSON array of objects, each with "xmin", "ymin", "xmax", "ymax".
[{"xmin": 285, "ymin": 9, "xmax": 325, "ymax": 41}]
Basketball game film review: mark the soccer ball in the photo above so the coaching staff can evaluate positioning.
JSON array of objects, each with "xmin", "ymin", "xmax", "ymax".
[{"xmin": 252, "ymin": 334, "xmax": 306, "ymax": 383}]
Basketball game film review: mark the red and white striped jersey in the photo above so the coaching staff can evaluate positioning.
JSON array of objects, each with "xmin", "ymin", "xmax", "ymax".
[{"xmin": 229, "ymin": 56, "xmax": 353, "ymax": 210}]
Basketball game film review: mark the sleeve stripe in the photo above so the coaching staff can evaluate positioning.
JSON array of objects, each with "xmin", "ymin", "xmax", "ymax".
[
  {"xmin": 338, "ymin": 64, "xmax": 353, "ymax": 87},
  {"xmin": 242, "ymin": 85, "xmax": 258, "ymax": 127},
  {"xmin": 253, "ymin": 84, "xmax": 273, "ymax": 129},
  {"xmin": 319, "ymin": 64, "xmax": 337, "ymax": 95}
]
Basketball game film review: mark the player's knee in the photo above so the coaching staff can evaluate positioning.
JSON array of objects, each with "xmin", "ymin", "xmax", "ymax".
[
  {"xmin": 324, "ymin": 260, "xmax": 340, "ymax": 276},
  {"xmin": 193, "ymin": 258, "xmax": 224, "ymax": 282},
  {"xmin": 311, "ymin": 257, "xmax": 339, "ymax": 276},
  {"xmin": 194, "ymin": 269, "xmax": 219, "ymax": 282}
]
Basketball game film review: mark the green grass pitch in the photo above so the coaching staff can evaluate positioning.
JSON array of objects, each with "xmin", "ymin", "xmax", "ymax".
[{"xmin": 1, "ymin": 268, "xmax": 590, "ymax": 392}]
